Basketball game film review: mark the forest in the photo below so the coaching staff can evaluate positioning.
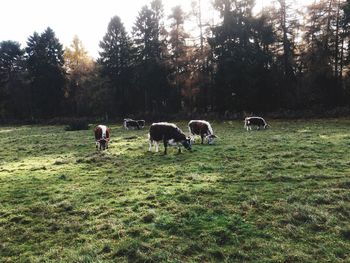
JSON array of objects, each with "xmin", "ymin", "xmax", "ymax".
[{"xmin": 1, "ymin": 0, "xmax": 350, "ymax": 120}]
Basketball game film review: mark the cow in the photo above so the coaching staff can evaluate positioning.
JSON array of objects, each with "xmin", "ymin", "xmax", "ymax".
[
  {"xmin": 188, "ymin": 120, "xmax": 217, "ymax": 144},
  {"xmin": 123, "ymin": 119, "xmax": 145, "ymax": 130},
  {"xmin": 137, "ymin": 120, "xmax": 145, "ymax": 129},
  {"xmin": 148, "ymin": 122, "xmax": 192, "ymax": 154},
  {"xmin": 94, "ymin": 125, "xmax": 110, "ymax": 150},
  {"xmin": 124, "ymin": 119, "xmax": 140, "ymax": 130},
  {"xmin": 244, "ymin": 117, "xmax": 269, "ymax": 131}
]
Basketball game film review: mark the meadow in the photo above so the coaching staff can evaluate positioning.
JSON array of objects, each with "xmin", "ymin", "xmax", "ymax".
[{"xmin": 0, "ymin": 119, "xmax": 349, "ymax": 262}]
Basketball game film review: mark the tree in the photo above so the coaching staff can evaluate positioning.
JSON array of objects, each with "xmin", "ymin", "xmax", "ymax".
[
  {"xmin": 341, "ymin": 0, "xmax": 350, "ymax": 102},
  {"xmin": 98, "ymin": 16, "xmax": 133, "ymax": 116},
  {"xmin": 64, "ymin": 35, "xmax": 94, "ymax": 116},
  {"xmin": 209, "ymin": 0, "xmax": 276, "ymax": 112},
  {"xmin": 168, "ymin": 5, "xmax": 189, "ymax": 110},
  {"xmin": 191, "ymin": 0, "xmax": 205, "ymax": 53},
  {"xmin": 277, "ymin": 0, "xmax": 297, "ymax": 79},
  {"xmin": 0, "ymin": 41, "xmax": 24, "ymax": 84},
  {"xmin": 301, "ymin": 0, "xmax": 345, "ymax": 107},
  {"xmin": 133, "ymin": 0, "xmax": 171, "ymax": 113},
  {"xmin": 0, "ymin": 41, "xmax": 29, "ymax": 119},
  {"xmin": 258, "ymin": 1, "xmax": 299, "ymax": 108},
  {"xmin": 26, "ymin": 27, "xmax": 66, "ymax": 118}
]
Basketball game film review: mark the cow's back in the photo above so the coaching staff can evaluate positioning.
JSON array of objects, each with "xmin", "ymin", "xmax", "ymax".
[
  {"xmin": 95, "ymin": 127, "xmax": 102, "ymax": 140},
  {"xmin": 189, "ymin": 120, "xmax": 209, "ymax": 135},
  {"xmin": 95, "ymin": 125, "xmax": 110, "ymax": 140},
  {"xmin": 251, "ymin": 117, "xmax": 265, "ymax": 126},
  {"xmin": 150, "ymin": 123, "xmax": 184, "ymax": 141}
]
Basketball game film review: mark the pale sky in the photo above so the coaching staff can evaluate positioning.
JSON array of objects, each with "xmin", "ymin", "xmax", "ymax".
[{"xmin": 0, "ymin": 0, "xmax": 311, "ymax": 58}]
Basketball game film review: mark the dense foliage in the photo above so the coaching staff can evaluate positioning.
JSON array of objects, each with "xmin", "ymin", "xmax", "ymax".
[{"xmin": 1, "ymin": 0, "xmax": 350, "ymax": 119}]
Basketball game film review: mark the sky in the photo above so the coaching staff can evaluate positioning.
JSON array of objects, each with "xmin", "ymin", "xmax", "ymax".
[{"xmin": 0, "ymin": 0, "xmax": 311, "ymax": 59}]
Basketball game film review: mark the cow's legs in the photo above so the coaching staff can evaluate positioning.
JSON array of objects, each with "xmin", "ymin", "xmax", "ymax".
[
  {"xmin": 178, "ymin": 144, "xmax": 181, "ymax": 153},
  {"xmin": 148, "ymin": 140, "xmax": 153, "ymax": 152},
  {"xmin": 163, "ymin": 139, "xmax": 168, "ymax": 155},
  {"xmin": 201, "ymin": 135, "xmax": 204, "ymax": 144},
  {"xmin": 155, "ymin": 141, "xmax": 159, "ymax": 153},
  {"xmin": 96, "ymin": 141, "xmax": 99, "ymax": 150}
]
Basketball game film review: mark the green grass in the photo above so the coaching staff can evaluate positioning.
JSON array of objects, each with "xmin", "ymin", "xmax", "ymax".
[{"xmin": 0, "ymin": 119, "xmax": 350, "ymax": 262}]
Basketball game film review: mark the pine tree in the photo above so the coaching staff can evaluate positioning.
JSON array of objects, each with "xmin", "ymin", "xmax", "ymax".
[
  {"xmin": 133, "ymin": 0, "xmax": 171, "ymax": 113},
  {"xmin": 210, "ymin": 0, "xmax": 275, "ymax": 112},
  {"xmin": 99, "ymin": 16, "xmax": 133, "ymax": 115},
  {"xmin": 0, "ymin": 41, "xmax": 28, "ymax": 118},
  {"xmin": 25, "ymin": 27, "xmax": 66, "ymax": 118}
]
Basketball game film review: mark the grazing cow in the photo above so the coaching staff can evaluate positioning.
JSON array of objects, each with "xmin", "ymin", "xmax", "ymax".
[
  {"xmin": 123, "ymin": 119, "xmax": 145, "ymax": 130},
  {"xmin": 94, "ymin": 125, "xmax": 110, "ymax": 150},
  {"xmin": 244, "ymin": 117, "xmax": 268, "ymax": 131},
  {"xmin": 149, "ymin": 122, "xmax": 192, "ymax": 154},
  {"xmin": 137, "ymin": 120, "xmax": 145, "ymax": 129},
  {"xmin": 124, "ymin": 119, "xmax": 140, "ymax": 130},
  {"xmin": 188, "ymin": 120, "xmax": 217, "ymax": 144}
]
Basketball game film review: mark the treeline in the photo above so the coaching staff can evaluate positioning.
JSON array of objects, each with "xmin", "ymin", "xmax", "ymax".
[{"xmin": 1, "ymin": 0, "xmax": 350, "ymax": 120}]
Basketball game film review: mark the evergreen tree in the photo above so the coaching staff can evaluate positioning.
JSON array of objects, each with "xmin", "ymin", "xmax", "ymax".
[
  {"xmin": 26, "ymin": 28, "xmax": 66, "ymax": 118},
  {"xmin": 301, "ymin": 0, "xmax": 344, "ymax": 108},
  {"xmin": 168, "ymin": 5, "xmax": 189, "ymax": 111},
  {"xmin": 209, "ymin": 0, "xmax": 275, "ymax": 112},
  {"xmin": 99, "ymin": 16, "xmax": 133, "ymax": 115},
  {"xmin": 133, "ymin": 0, "xmax": 171, "ymax": 113},
  {"xmin": 0, "ymin": 41, "xmax": 29, "ymax": 118}
]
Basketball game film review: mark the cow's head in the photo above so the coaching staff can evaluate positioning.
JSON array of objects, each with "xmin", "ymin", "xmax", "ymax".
[
  {"xmin": 99, "ymin": 139, "xmax": 108, "ymax": 150},
  {"xmin": 207, "ymin": 134, "xmax": 217, "ymax": 144},
  {"xmin": 182, "ymin": 137, "xmax": 192, "ymax": 151}
]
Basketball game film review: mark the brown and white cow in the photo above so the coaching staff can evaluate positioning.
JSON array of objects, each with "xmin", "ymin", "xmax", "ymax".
[
  {"xmin": 94, "ymin": 125, "xmax": 110, "ymax": 150},
  {"xmin": 244, "ymin": 117, "xmax": 269, "ymax": 131},
  {"xmin": 149, "ymin": 122, "xmax": 192, "ymax": 154},
  {"xmin": 188, "ymin": 120, "xmax": 217, "ymax": 144}
]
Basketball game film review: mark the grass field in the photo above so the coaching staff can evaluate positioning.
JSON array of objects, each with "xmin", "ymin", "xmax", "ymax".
[{"xmin": 0, "ymin": 120, "xmax": 350, "ymax": 262}]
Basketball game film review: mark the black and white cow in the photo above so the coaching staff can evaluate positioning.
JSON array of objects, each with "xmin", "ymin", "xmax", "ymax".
[
  {"xmin": 188, "ymin": 120, "xmax": 217, "ymax": 144},
  {"xmin": 124, "ymin": 119, "xmax": 139, "ymax": 130},
  {"xmin": 123, "ymin": 118, "xmax": 145, "ymax": 130},
  {"xmin": 137, "ymin": 120, "xmax": 145, "ymax": 129},
  {"xmin": 244, "ymin": 117, "xmax": 269, "ymax": 131},
  {"xmin": 149, "ymin": 122, "xmax": 192, "ymax": 154},
  {"xmin": 94, "ymin": 125, "xmax": 110, "ymax": 150}
]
